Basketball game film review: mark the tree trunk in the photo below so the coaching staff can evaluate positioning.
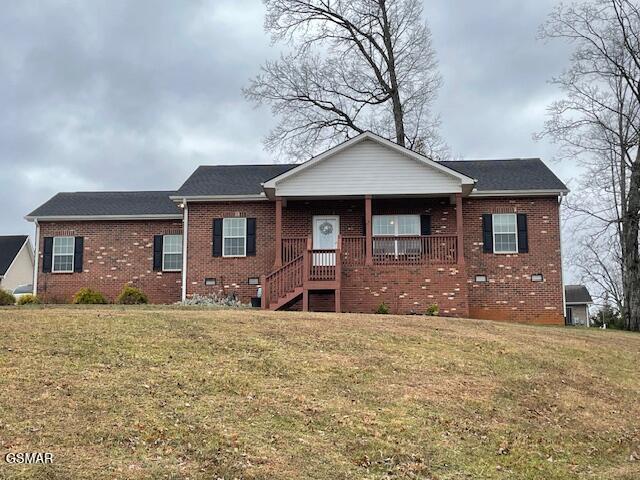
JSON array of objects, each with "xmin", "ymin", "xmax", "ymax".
[
  {"xmin": 379, "ymin": 0, "xmax": 405, "ymax": 146},
  {"xmin": 623, "ymin": 150, "xmax": 640, "ymax": 331}
]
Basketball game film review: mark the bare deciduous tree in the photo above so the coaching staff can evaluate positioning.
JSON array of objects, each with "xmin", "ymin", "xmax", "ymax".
[
  {"xmin": 244, "ymin": 0, "xmax": 444, "ymax": 159},
  {"xmin": 538, "ymin": 0, "xmax": 640, "ymax": 331}
]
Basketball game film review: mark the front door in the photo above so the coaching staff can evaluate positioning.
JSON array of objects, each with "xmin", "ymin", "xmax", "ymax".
[{"xmin": 313, "ymin": 216, "xmax": 339, "ymax": 266}]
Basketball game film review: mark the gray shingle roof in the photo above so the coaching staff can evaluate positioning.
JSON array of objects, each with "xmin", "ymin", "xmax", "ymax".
[
  {"xmin": 565, "ymin": 285, "xmax": 593, "ymax": 304},
  {"xmin": 0, "ymin": 235, "xmax": 28, "ymax": 276},
  {"xmin": 175, "ymin": 159, "xmax": 566, "ymax": 196},
  {"xmin": 439, "ymin": 158, "xmax": 568, "ymax": 192},
  {"xmin": 176, "ymin": 164, "xmax": 297, "ymax": 197},
  {"xmin": 28, "ymin": 157, "xmax": 568, "ymax": 218},
  {"xmin": 27, "ymin": 191, "xmax": 181, "ymax": 218}
]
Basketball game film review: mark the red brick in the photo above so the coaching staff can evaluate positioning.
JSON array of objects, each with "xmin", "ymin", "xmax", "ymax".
[{"xmin": 37, "ymin": 220, "xmax": 182, "ymax": 303}]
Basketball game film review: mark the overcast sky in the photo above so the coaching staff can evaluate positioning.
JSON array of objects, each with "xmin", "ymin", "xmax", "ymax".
[{"xmin": 1, "ymin": 0, "xmax": 576, "ymax": 239}]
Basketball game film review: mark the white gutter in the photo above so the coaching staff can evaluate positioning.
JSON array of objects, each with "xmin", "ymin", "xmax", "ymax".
[
  {"xmin": 558, "ymin": 194, "xmax": 567, "ymax": 323},
  {"xmin": 25, "ymin": 214, "xmax": 182, "ymax": 222},
  {"xmin": 181, "ymin": 199, "xmax": 188, "ymax": 302},
  {"xmin": 33, "ymin": 221, "xmax": 40, "ymax": 295},
  {"xmin": 169, "ymin": 194, "xmax": 267, "ymax": 202},
  {"xmin": 469, "ymin": 189, "xmax": 570, "ymax": 198}
]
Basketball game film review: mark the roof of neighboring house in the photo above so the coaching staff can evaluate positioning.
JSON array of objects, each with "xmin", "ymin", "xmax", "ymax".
[
  {"xmin": 176, "ymin": 164, "xmax": 298, "ymax": 197},
  {"xmin": 26, "ymin": 191, "xmax": 182, "ymax": 219},
  {"xmin": 439, "ymin": 158, "xmax": 568, "ymax": 193},
  {"xmin": 565, "ymin": 285, "xmax": 594, "ymax": 304},
  {"xmin": 0, "ymin": 235, "xmax": 29, "ymax": 276}
]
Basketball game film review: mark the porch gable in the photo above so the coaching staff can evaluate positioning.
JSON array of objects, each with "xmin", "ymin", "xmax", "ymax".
[{"xmin": 263, "ymin": 132, "xmax": 475, "ymax": 198}]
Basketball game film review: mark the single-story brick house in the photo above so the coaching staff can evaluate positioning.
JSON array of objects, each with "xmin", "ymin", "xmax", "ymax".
[{"xmin": 26, "ymin": 132, "xmax": 569, "ymax": 323}]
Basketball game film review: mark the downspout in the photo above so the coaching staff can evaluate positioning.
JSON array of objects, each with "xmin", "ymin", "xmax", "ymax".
[
  {"xmin": 181, "ymin": 199, "xmax": 188, "ymax": 302},
  {"xmin": 33, "ymin": 220, "xmax": 40, "ymax": 295},
  {"xmin": 558, "ymin": 194, "xmax": 567, "ymax": 324}
]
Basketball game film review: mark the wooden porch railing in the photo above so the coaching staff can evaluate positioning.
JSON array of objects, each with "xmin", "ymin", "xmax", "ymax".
[
  {"xmin": 263, "ymin": 254, "xmax": 304, "ymax": 308},
  {"xmin": 342, "ymin": 235, "xmax": 457, "ymax": 265},
  {"xmin": 282, "ymin": 237, "xmax": 307, "ymax": 264},
  {"xmin": 264, "ymin": 236, "xmax": 343, "ymax": 310},
  {"xmin": 342, "ymin": 236, "xmax": 366, "ymax": 265}
]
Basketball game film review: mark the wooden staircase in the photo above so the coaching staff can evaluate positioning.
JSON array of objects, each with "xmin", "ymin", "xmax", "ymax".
[{"xmin": 262, "ymin": 236, "xmax": 342, "ymax": 311}]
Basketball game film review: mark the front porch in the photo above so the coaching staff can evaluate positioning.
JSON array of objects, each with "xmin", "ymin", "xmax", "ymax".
[{"xmin": 262, "ymin": 195, "xmax": 466, "ymax": 312}]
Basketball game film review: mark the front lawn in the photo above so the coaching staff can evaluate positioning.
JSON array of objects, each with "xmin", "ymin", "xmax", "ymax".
[{"xmin": 0, "ymin": 307, "xmax": 639, "ymax": 479}]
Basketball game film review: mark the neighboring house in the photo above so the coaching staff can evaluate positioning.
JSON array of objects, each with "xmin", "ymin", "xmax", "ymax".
[
  {"xmin": 565, "ymin": 285, "xmax": 593, "ymax": 326},
  {"xmin": 26, "ymin": 132, "xmax": 569, "ymax": 324},
  {"xmin": 0, "ymin": 235, "xmax": 34, "ymax": 293}
]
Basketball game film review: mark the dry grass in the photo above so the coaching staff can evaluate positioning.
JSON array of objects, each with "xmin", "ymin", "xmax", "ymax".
[{"xmin": 0, "ymin": 306, "xmax": 639, "ymax": 479}]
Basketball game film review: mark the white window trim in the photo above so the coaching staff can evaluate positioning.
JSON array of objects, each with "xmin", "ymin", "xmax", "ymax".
[
  {"xmin": 492, "ymin": 213, "xmax": 518, "ymax": 254},
  {"xmin": 162, "ymin": 234, "xmax": 183, "ymax": 272},
  {"xmin": 52, "ymin": 236, "xmax": 75, "ymax": 273},
  {"xmin": 222, "ymin": 217, "xmax": 247, "ymax": 258}
]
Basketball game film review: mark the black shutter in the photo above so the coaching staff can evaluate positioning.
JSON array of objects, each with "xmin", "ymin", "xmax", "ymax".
[
  {"xmin": 482, "ymin": 214, "xmax": 493, "ymax": 253},
  {"xmin": 212, "ymin": 219, "xmax": 223, "ymax": 257},
  {"xmin": 420, "ymin": 215, "xmax": 432, "ymax": 236},
  {"xmin": 73, "ymin": 237, "xmax": 84, "ymax": 272},
  {"xmin": 517, "ymin": 213, "xmax": 529, "ymax": 253},
  {"xmin": 153, "ymin": 235, "xmax": 163, "ymax": 271},
  {"xmin": 246, "ymin": 218, "xmax": 257, "ymax": 256},
  {"xmin": 42, "ymin": 237, "xmax": 53, "ymax": 273}
]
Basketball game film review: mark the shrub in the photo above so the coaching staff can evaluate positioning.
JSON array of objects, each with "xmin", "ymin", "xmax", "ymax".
[
  {"xmin": 181, "ymin": 291, "xmax": 244, "ymax": 307},
  {"xmin": 116, "ymin": 285, "xmax": 149, "ymax": 305},
  {"xmin": 425, "ymin": 304, "xmax": 439, "ymax": 316},
  {"xmin": 375, "ymin": 302, "xmax": 390, "ymax": 314},
  {"xmin": 73, "ymin": 288, "xmax": 108, "ymax": 305},
  {"xmin": 17, "ymin": 294, "xmax": 41, "ymax": 305},
  {"xmin": 0, "ymin": 289, "xmax": 16, "ymax": 306}
]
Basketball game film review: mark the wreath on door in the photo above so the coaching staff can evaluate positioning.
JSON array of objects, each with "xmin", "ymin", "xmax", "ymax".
[{"xmin": 319, "ymin": 221, "xmax": 334, "ymax": 235}]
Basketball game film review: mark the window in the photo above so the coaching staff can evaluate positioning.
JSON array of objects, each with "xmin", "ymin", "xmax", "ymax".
[
  {"xmin": 204, "ymin": 278, "xmax": 216, "ymax": 286},
  {"xmin": 162, "ymin": 235, "xmax": 183, "ymax": 271},
  {"xmin": 53, "ymin": 237, "xmax": 75, "ymax": 273},
  {"xmin": 373, "ymin": 215, "xmax": 420, "ymax": 236},
  {"xmin": 248, "ymin": 277, "xmax": 260, "ymax": 285},
  {"xmin": 492, "ymin": 214, "xmax": 518, "ymax": 254},
  {"xmin": 531, "ymin": 273, "xmax": 544, "ymax": 282},
  {"xmin": 373, "ymin": 215, "xmax": 420, "ymax": 256},
  {"xmin": 223, "ymin": 218, "xmax": 247, "ymax": 257},
  {"xmin": 475, "ymin": 275, "xmax": 488, "ymax": 283}
]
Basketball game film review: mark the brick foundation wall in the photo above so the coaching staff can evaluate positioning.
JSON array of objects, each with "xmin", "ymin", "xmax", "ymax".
[
  {"xmin": 463, "ymin": 197, "xmax": 564, "ymax": 325},
  {"xmin": 186, "ymin": 202, "xmax": 276, "ymax": 301},
  {"xmin": 37, "ymin": 220, "xmax": 183, "ymax": 303},
  {"xmin": 341, "ymin": 264, "xmax": 469, "ymax": 316}
]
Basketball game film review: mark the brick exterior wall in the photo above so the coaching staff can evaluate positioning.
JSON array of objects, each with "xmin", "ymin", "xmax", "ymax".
[
  {"xmin": 37, "ymin": 220, "xmax": 183, "ymax": 303},
  {"xmin": 185, "ymin": 202, "xmax": 276, "ymax": 301},
  {"xmin": 341, "ymin": 264, "xmax": 469, "ymax": 316},
  {"xmin": 33, "ymin": 196, "xmax": 564, "ymax": 325},
  {"xmin": 463, "ymin": 197, "xmax": 564, "ymax": 325}
]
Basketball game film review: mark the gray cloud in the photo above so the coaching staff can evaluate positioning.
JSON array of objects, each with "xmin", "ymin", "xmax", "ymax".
[{"xmin": 1, "ymin": 0, "xmax": 577, "ymax": 247}]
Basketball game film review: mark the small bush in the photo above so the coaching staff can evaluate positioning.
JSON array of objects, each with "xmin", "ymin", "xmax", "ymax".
[
  {"xmin": 116, "ymin": 285, "xmax": 149, "ymax": 305},
  {"xmin": 17, "ymin": 294, "xmax": 41, "ymax": 305},
  {"xmin": 0, "ymin": 289, "xmax": 16, "ymax": 306},
  {"xmin": 73, "ymin": 288, "xmax": 108, "ymax": 305},
  {"xmin": 425, "ymin": 304, "xmax": 439, "ymax": 316},
  {"xmin": 375, "ymin": 302, "xmax": 390, "ymax": 314}
]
